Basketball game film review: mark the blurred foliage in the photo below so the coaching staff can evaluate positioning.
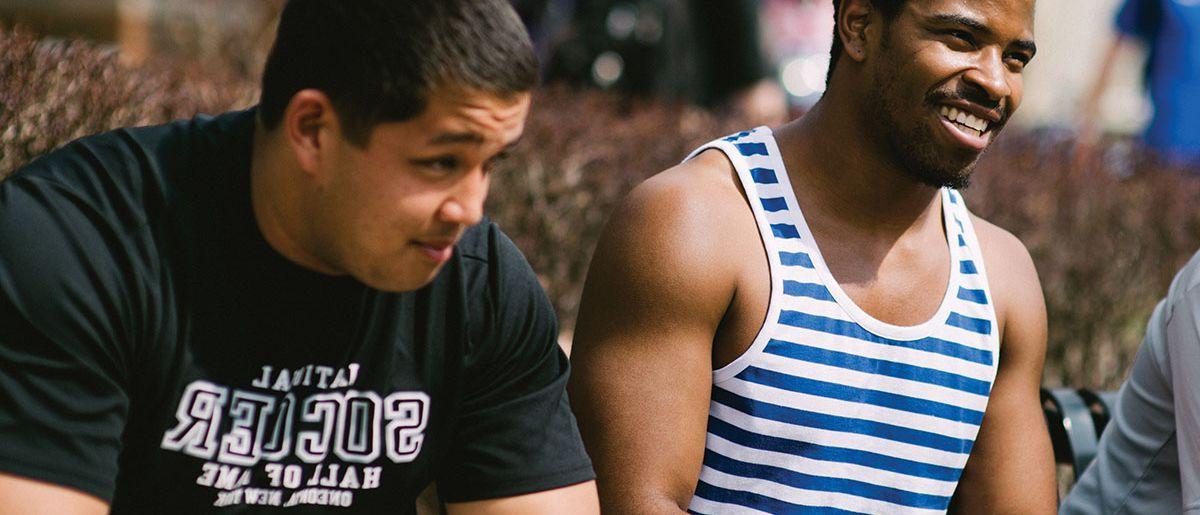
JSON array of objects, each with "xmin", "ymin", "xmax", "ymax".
[
  {"xmin": 0, "ymin": 25, "xmax": 257, "ymax": 174},
  {"xmin": 3, "ymin": 26, "xmax": 1198, "ymax": 390},
  {"xmin": 969, "ymin": 134, "xmax": 1200, "ymax": 389}
]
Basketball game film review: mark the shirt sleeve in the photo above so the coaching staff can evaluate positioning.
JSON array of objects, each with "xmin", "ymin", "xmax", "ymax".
[
  {"xmin": 1115, "ymin": 0, "xmax": 1158, "ymax": 40},
  {"xmin": 1168, "ymin": 281, "xmax": 1200, "ymax": 513},
  {"xmin": 434, "ymin": 224, "xmax": 594, "ymax": 503},
  {"xmin": 0, "ymin": 170, "xmax": 137, "ymax": 502}
]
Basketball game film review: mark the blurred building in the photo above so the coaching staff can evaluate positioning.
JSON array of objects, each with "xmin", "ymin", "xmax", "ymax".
[
  {"xmin": 0, "ymin": 0, "xmax": 280, "ymax": 76},
  {"xmin": 0, "ymin": 0, "xmax": 118, "ymax": 42}
]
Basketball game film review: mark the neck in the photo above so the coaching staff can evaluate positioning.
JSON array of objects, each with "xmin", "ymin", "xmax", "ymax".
[
  {"xmin": 250, "ymin": 124, "xmax": 342, "ymax": 276},
  {"xmin": 775, "ymin": 85, "xmax": 943, "ymax": 238}
]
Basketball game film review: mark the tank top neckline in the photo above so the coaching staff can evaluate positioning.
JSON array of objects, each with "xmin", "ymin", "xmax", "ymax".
[{"xmin": 752, "ymin": 128, "xmax": 964, "ymax": 341}]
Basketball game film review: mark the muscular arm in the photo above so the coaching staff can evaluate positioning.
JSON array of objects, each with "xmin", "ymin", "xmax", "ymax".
[
  {"xmin": 949, "ymin": 222, "xmax": 1056, "ymax": 514},
  {"xmin": 445, "ymin": 481, "xmax": 598, "ymax": 515},
  {"xmin": 569, "ymin": 162, "xmax": 743, "ymax": 513},
  {"xmin": 0, "ymin": 473, "xmax": 108, "ymax": 515}
]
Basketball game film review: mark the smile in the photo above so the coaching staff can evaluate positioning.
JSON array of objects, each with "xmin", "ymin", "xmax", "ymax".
[
  {"xmin": 937, "ymin": 106, "xmax": 994, "ymax": 151},
  {"xmin": 939, "ymin": 106, "xmax": 990, "ymax": 137}
]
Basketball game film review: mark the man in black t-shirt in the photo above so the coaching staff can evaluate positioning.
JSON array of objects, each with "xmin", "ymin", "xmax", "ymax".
[{"xmin": 0, "ymin": 1, "xmax": 597, "ymax": 513}]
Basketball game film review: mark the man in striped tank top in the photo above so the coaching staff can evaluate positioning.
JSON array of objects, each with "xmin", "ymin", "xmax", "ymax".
[{"xmin": 569, "ymin": 0, "xmax": 1056, "ymax": 513}]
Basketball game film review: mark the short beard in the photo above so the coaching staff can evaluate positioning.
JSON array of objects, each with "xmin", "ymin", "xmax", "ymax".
[
  {"xmin": 865, "ymin": 42, "xmax": 988, "ymax": 190},
  {"xmin": 888, "ymin": 112, "xmax": 978, "ymax": 190}
]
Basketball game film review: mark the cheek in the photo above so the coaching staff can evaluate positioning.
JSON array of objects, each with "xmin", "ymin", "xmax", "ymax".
[{"xmin": 368, "ymin": 190, "xmax": 445, "ymax": 234}]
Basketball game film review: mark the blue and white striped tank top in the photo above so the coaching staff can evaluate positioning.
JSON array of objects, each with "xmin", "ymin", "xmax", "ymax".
[{"xmin": 686, "ymin": 127, "xmax": 999, "ymax": 514}]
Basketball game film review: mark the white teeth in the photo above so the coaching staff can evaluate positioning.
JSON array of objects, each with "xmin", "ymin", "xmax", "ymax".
[{"xmin": 940, "ymin": 106, "xmax": 989, "ymax": 133}]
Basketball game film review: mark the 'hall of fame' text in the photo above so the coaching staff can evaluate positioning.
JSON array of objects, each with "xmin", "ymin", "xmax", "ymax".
[{"xmin": 159, "ymin": 363, "xmax": 430, "ymax": 508}]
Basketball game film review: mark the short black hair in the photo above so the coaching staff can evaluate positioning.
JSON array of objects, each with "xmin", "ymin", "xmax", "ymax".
[
  {"xmin": 827, "ymin": 0, "xmax": 908, "ymax": 82},
  {"xmin": 259, "ymin": 0, "xmax": 538, "ymax": 146}
]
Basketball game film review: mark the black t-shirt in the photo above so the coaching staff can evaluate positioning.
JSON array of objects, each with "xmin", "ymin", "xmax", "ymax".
[{"xmin": 0, "ymin": 110, "xmax": 593, "ymax": 513}]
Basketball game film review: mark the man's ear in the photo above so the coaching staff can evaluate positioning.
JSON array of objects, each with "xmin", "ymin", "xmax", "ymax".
[
  {"xmin": 282, "ymin": 89, "xmax": 339, "ymax": 178},
  {"xmin": 837, "ymin": 0, "xmax": 876, "ymax": 64}
]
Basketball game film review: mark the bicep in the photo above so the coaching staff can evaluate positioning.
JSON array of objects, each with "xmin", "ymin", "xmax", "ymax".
[
  {"xmin": 569, "ymin": 180, "xmax": 736, "ymax": 512},
  {"xmin": 0, "ymin": 473, "xmax": 108, "ymax": 515},
  {"xmin": 952, "ymin": 227, "xmax": 1055, "ymax": 513},
  {"xmin": 444, "ymin": 480, "xmax": 598, "ymax": 515}
]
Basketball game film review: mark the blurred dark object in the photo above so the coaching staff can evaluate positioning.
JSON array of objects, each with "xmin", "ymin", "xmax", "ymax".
[
  {"xmin": 512, "ymin": 0, "xmax": 552, "ymax": 34},
  {"xmin": 3, "ymin": 26, "xmax": 1199, "ymax": 391},
  {"xmin": 0, "ymin": 25, "xmax": 257, "ymax": 176},
  {"xmin": 1041, "ymin": 386, "xmax": 1119, "ymax": 497},
  {"xmin": 1042, "ymin": 387, "xmax": 1099, "ymax": 482},
  {"xmin": 542, "ymin": 0, "xmax": 784, "ymax": 122}
]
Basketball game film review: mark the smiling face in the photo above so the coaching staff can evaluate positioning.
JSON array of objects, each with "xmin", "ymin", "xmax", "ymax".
[
  {"xmin": 860, "ymin": 0, "xmax": 1036, "ymax": 188},
  {"xmin": 305, "ymin": 86, "xmax": 531, "ymax": 292}
]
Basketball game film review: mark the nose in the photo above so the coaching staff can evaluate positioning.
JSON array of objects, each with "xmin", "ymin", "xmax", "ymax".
[
  {"xmin": 963, "ymin": 47, "xmax": 1012, "ymax": 103},
  {"xmin": 438, "ymin": 168, "xmax": 489, "ymax": 227}
]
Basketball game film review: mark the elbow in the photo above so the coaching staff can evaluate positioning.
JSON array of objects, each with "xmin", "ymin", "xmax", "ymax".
[{"xmin": 597, "ymin": 483, "xmax": 692, "ymax": 514}]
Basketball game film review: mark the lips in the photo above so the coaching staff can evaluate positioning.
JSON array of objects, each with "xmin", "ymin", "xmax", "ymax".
[
  {"xmin": 936, "ymin": 105, "xmax": 996, "ymax": 151},
  {"xmin": 414, "ymin": 240, "xmax": 455, "ymax": 264},
  {"xmin": 940, "ymin": 106, "xmax": 990, "ymax": 135}
]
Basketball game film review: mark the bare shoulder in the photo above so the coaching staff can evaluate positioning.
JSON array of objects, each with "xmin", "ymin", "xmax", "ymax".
[
  {"xmin": 598, "ymin": 148, "xmax": 754, "ymax": 284},
  {"xmin": 629, "ymin": 148, "xmax": 751, "ymax": 232},
  {"xmin": 969, "ymin": 214, "xmax": 1045, "ymax": 342},
  {"xmin": 970, "ymin": 215, "xmax": 1038, "ymax": 285},
  {"xmin": 576, "ymin": 148, "xmax": 757, "ymax": 339}
]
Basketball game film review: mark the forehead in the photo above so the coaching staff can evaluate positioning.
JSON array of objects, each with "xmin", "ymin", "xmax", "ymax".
[
  {"xmin": 366, "ymin": 87, "xmax": 531, "ymax": 150},
  {"xmin": 904, "ymin": 0, "xmax": 1036, "ymax": 38},
  {"xmin": 417, "ymin": 87, "xmax": 530, "ymax": 135}
]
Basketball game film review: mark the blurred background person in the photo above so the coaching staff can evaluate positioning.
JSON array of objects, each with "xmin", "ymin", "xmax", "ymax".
[{"xmin": 1078, "ymin": 0, "xmax": 1200, "ymax": 170}]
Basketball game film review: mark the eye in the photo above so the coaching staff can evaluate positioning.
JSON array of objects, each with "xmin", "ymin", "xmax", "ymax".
[
  {"xmin": 944, "ymin": 29, "xmax": 977, "ymax": 48},
  {"xmin": 1004, "ymin": 52, "xmax": 1032, "ymax": 71},
  {"xmin": 413, "ymin": 156, "xmax": 461, "ymax": 174}
]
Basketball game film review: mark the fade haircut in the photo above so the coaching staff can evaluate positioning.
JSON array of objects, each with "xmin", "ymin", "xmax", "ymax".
[
  {"xmin": 259, "ymin": 0, "xmax": 538, "ymax": 147},
  {"xmin": 826, "ymin": 0, "xmax": 908, "ymax": 82}
]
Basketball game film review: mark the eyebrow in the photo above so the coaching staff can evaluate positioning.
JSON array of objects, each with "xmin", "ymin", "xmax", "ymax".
[
  {"xmin": 931, "ymin": 13, "xmax": 1038, "ymax": 56},
  {"xmin": 425, "ymin": 133, "xmax": 525, "ymax": 158},
  {"xmin": 428, "ymin": 131, "xmax": 485, "ymax": 145}
]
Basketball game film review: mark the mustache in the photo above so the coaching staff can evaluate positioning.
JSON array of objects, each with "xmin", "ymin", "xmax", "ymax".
[{"xmin": 927, "ymin": 84, "xmax": 1009, "ymax": 123}]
